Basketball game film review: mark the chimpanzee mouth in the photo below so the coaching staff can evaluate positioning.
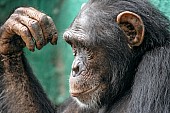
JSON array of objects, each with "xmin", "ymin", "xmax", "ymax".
[{"xmin": 70, "ymin": 85, "xmax": 100, "ymax": 97}]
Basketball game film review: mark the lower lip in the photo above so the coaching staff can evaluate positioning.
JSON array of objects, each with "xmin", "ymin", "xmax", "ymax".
[{"xmin": 70, "ymin": 85, "xmax": 99, "ymax": 97}]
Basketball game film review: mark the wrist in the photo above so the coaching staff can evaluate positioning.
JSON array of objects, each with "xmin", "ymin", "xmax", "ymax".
[{"xmin": 1, "ymin": 51, "xmax": 24, "ymax": 74}]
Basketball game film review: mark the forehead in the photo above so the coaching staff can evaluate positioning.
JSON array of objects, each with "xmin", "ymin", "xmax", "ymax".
[
  {"xmin": 72, "ymin": 3, "xmax": 108, "ymax": 28},
  {"xmin": 71, "ymin": 8, "xmax": 94, "ymax": 29},
  {"xmin": 73, "ymin": 12, "xmax": 90, "ymax": 27},
  {"xmin": 65, "ymin": 3, "xmax": 116, "ymax": 47}
]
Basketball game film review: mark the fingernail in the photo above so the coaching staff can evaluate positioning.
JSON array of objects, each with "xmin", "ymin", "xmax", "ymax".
[
  {"xmin": 52, "ymin": 41, "xmax": 57, "ymax": 45},
  {"xmin": 51, "ymin": 33, "xmax": 58, "ymax": 45},
  {"xmin": 28, "ymin": 44, "xmax": 35, "ymax": 52},
  {"xmin": 37, "ymin": 46, "xmax": 43, "ymax": 50},
  {"xmin": 39, "ymin": 38, "xmax": 45, "ymax": 45},
  {"xmin": 30, "ymin": 48, "xmax": 35, "ymax": 52},
  {"xmin": 31, "ymin": 48, "xmax": 35, "ymax": 52},
  {"xmin": 36, "ymin": 41, "xmax": 44, "ymax": 50}
]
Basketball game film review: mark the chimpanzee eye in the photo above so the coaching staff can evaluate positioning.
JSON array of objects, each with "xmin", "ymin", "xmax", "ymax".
[
  {"xmin": 72, "ymin": 45, "xmax": 77, "ymax": 56},
  {"xmin": 66, "ymin": 40, "xmax": 77, "ymax": 56},
  {"xmin": 72, "ymin": 48, "xmax": 77, "ymax": 56}
]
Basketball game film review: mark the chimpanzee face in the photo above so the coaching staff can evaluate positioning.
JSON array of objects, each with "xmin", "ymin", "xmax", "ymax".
[
  {"xmin": 63, "ymin": 6, "xmax": 112, "ymax": 108},
  {"xmin": 63, "ymin": 1, "xmax": 144, "ymax": 108}
]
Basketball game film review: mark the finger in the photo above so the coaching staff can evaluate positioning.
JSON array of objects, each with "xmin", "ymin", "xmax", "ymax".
[
  {"xmin": 14, "ymin": 7, "xmax": 42, "ymax": 19},
  {"xmin": 26, "ymin": 8, "xmax": 58, "ymax": 45},
  {"xmin": 15, "ymin": 7, "xmax": 50, "ymax": 42},
  {"xmin": 11, "ymin": 21, "xmax": 35, "ymax": 52},
  {"xmin": 14, "ymin": 7, "xmax": 58, "ymax": 45},
  {"xmin": 21, "ymin": 7, "xmax": 58, "ymax": 45},
  {"xmin": 18, "ymin": 15, "xmax": 45, "ymax": 50},
  {"xmin": 46, "ymin": 16, "xmax": 58, "ymax": 45}
]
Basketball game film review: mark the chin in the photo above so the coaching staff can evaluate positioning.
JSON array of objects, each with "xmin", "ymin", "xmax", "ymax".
[
  {"xmin": 72, "ymin": 92, "xmax": 100, "ymax": 109},
  {"xmin": 70, "ymin": 85, "xmax": 107, "ymax": 109}
]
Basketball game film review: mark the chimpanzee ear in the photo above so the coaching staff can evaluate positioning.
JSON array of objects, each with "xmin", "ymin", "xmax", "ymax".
[{"xmin": 116, "ymin": 11, "xmax": 145, "ymax": 47}]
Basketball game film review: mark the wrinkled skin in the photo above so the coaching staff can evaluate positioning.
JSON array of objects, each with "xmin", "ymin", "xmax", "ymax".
[
  {"xmin": 0, "ymin": 0, "xmax": 170, "ymax": 113},
  {"xmin": 63, "ymin": 11, "xmax": 116, "ymax": 108},
  {"xmin": 0, "ymin": 7, "xmax": 58, "ymax": 113},
  {"xmin": 0, "ymin": 7, "xmax": 57, "ymax": 55}
]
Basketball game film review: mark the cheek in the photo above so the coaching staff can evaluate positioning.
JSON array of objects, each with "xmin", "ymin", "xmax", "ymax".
[
  {"xmin": 68, "ymin": 50, "xmax": 111, "ymax": 106},
  {"xmin": 69, "ymin": 54, "xmax": 111, "ymax": 94},
  {"xmin": 69, "ymin": 68, "xmax": 110, "ymax": 107}
]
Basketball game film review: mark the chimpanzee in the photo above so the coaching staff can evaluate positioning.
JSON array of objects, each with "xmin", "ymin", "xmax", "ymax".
[{"xmin": 0, "ymin": 0, "xmax": 170, "ymax": 113}]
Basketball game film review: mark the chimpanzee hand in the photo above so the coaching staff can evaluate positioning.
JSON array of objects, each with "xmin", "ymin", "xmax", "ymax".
[{"xmin": 0, "ymin": 7, "xmax": 58, "ymax": 55}]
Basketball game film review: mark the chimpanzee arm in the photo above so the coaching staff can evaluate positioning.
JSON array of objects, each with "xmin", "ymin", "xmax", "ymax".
[
  {"xmin": 0, "ymin": 7, "xmax": 58, "ymax": 113},
  {"xmin": 128, "ymin": 47, "xmax": 170, "ymax": 113},
  {"xmin": 0, "ymin": 50, "xmax": 56, "ymax": 113}
]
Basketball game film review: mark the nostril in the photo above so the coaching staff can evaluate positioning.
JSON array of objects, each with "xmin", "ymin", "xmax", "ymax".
[{"xmin": 72, "ymin": 65, "xmax": 80, "ymax": 77}]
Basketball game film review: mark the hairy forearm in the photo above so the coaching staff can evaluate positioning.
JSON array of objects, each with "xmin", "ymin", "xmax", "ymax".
[
  {"xmin": 0, "ymin": 6, "xmax": 58, "ymax": 112},
  {"xmin": 0, "ymin": 52, "xmax": 56, "ymax": 113}
]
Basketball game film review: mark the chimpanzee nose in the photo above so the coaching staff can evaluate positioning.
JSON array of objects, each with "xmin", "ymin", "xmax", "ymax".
[{"xmin": 72, "ymin": 60, "xmax": 81, "ymax": 77}]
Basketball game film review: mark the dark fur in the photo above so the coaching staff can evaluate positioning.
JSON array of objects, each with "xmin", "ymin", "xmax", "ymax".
[
  {"xmin": 0, "ymin": 55, "xmax": 56, "ymax": 113},
  {"xmin": 0, "ymin": 0, "xmax": 170, "ymax": 113},
  {"xmin": 59, "ymin": 0, "xmax": 170, "ymax": 112}
]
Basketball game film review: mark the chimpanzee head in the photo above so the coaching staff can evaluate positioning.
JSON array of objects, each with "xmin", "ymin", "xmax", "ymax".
[{"xmin": 63, "ymin": 0, "xmax": 169, "ymax": 108}]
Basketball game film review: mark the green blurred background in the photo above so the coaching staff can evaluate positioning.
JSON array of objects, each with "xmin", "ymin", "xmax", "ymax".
[{"xmin": 0, "ymin": 0, "xmax": 170, "ymax": 104}]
